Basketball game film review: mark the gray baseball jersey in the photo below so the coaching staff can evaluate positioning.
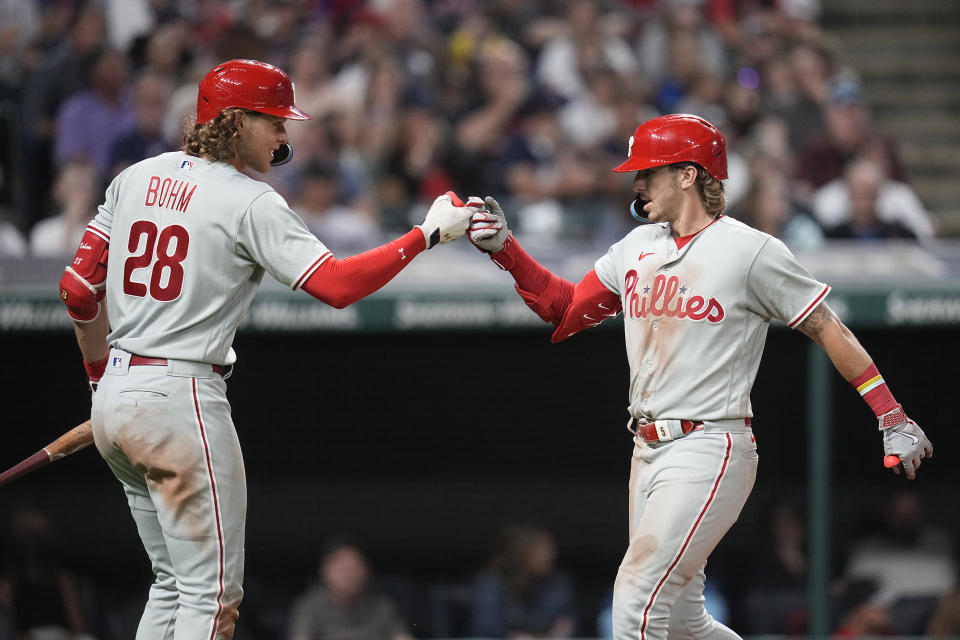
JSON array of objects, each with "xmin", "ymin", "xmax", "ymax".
[
  {"xmin": 89, "ymin": 151, "xmax": 332, "ymax": 638},
  {"xmin": 594, "ymin": 215, "xmax": 830, "ymax": 421},
  {"xmin": 91, "ymin": 151, "xmax": 330, "ymax": 365}
]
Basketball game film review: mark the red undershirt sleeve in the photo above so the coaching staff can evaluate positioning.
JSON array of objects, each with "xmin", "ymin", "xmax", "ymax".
[
  {"xmin": 301, "ymin": 229, "xmax": 426, "ymax": 308},
  {"xmin": 551, "ymin": 269, "xmax": 623, "ymax": 342},
  {"xmin": 486, "ymin": 235, "xmax": 622, "ymax": 342}
]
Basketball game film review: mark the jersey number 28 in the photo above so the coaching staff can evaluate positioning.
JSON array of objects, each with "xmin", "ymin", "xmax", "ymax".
[{"xmin": 123, "ymin": 220, "xmax": 190, "ymax": 301}]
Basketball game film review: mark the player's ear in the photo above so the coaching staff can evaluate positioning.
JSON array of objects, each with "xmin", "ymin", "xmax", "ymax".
[
  {"xmin": 678, "ymin": 164, "xmax": 698, "ymax": 189},
  {"xmin": 231, "ymin": 108, "xmax": 248, "ymax": 133}
]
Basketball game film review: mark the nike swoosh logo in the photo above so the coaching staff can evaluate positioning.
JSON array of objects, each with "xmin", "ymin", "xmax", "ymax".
[
  {"xmin": 893, "ymin": 431, "xmax": 920, "ymax": 445},
  {"xmin": 638, "ymin": 252, "xmax": 654, "ymax": 261}
]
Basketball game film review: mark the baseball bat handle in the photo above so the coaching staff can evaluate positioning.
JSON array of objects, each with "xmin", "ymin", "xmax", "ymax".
[
  {"xmin": 0, "ymin": 419, "xmax": 94, "ymax": 488},
  {"xmin": 883, "ymin": 455, "xmax": 901, "ymax": 469},
  {"xmin": 0, "ymin": 450, "xmax": 52, "ymax": 488},
  {"xmin": 43, "ymin": 419, "xmax": 94, "ymax": 460}
]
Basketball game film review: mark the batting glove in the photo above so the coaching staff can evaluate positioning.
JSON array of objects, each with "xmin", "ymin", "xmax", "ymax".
[
  {"xmin": 879, "ymin": 405, "xmax": 932, "ymax": 479},
  {"xmin": 468, "ymin": 196, "xmax": 509, "ymax": 253},
  {"xmin": 417, "ymin": 192, "xmax": 481, "ymax": 249}
]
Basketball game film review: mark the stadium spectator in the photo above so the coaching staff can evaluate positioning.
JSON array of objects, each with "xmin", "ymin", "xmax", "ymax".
[
  {"xmin": 451, "ymin": 36, "xmax": 530, "ymax": 197},
  {"xmin": 291, "ymin": 158, "xmax": 385, "ymax": 255},
  {"xmin": 379, "ymin": 93, "xmax": 457, "ymax": 231},
  {"xmin": 535, "ymin": 0, "xmax": 637, "ymax": 102},
  {"xmin": 732, "ymin": 171, "xmax": 824, "ymax": 251},
  {"xmin": 813, "ymin": 155, "xmax": 936, "ymax": 240},
  {"xmin": 107, "ymin": 70, "xmax": 173, "ymax": 177},
  {"xmin": 635, "ymin": 0, "xmax": 727, "ymax": 91},
  {"xmin": 19, "ymin": 2, "xmax": 106, "ymax": 227},
  {"xmin": 794, "ymin": 73, "xmax": 906, "ymax": 198},
  {"xmin": 832, "ymin": 579, "xmax": 894, "ymax": 638},
  {"xmin": 469, "ymin": 524, "xmax": 577, "ymax": 638},
  {"xmin": 0, "ymin": 216, "xmax": 26, "ymax": 258},
  {"xmin": 53, "ymin": 47, "xmax": 135, "ymax": 178},
  {"xmin": 767, "ymin": 42, "xmax": 833, "ymax": 150},
  {"xmin": 840, "ymin": 490, "xmax": 955, "ymax": 636},
  {"xmin": 926, "ymin": 584, "xmax": 960, "ymax": 636},
  {"xmin": 29, "ymin": 158, "xmax": 99, "ymax": 257},
  {"xmin": 287, "ymin": 538, "xmax": 413, "ymax": 640},
  {"xmin": 495, "ymin": 90, "xmax": 600, "ymax": 248},
  {"xmin": 819, "ymin": 157, "xmax": 920, "ymax": 241},
  {"xmin": 0, "ymin": 0, "xmax": 38, "ymax": 97},
  {"xmin": 131, "ymin": 17, "xmax": 193, "ymax": 84}
]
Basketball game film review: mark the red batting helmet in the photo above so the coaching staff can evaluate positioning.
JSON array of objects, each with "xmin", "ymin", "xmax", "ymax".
[
  {"xmin": 196, "ymin": 59, "xmax": 310, "ymax": 124},
  {"xmin": 612, "ymin": 114, "xmax": 728, "ymax": 180}
]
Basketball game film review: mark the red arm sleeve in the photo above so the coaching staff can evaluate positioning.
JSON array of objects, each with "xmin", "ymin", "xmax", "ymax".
[
  {"xmin": 301, "ymin": 229, "xmax": 426, "ymax": 308},
  {"xmin": 487, "ymin": 235, "xmax": 622, "ymax": 341},
  {"xmin": 550, "ymin": 270, "xmax": 622, "ymax": 343}
]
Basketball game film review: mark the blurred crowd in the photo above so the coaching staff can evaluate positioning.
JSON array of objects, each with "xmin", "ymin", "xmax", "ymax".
[
  {"xmin": 0, "ymin": 1, "xmax": 950, "ymax": 637},
  {"xmin": 0, "ymin": 490, "xmax": 958, "ymax": 639},
  {"xmin": 0, "ymin": 0, "xmax": 939, "ymax": 265}
]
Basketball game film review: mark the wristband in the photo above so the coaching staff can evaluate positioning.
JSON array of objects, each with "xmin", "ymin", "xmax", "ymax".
[
  {"xmin": 851, "ymin": 363, "xmax": 898, "ymax": 416},
  {"xmin": 84, "ymin": 356, "xmax": 108, "ymax": 383}
]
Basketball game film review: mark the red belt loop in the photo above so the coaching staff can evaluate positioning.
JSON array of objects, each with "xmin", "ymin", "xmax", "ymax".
[{"xmin": 129, "ymin": 354, "xmax": 225, "ymax": 375}]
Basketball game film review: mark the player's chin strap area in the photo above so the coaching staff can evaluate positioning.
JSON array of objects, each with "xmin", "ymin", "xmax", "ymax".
[
  {"xmin": 270, "ymin": 143, "xmax": 294, "ymax": 167},
  {"xmin": 630, "ymin": 194, "xmax": 651, "ymax": 224}
]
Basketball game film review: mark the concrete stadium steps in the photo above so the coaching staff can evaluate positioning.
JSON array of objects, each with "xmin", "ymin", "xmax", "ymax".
[{"xmin": 821, "ymin": 0, "xmax": 960, "ymax": 236}]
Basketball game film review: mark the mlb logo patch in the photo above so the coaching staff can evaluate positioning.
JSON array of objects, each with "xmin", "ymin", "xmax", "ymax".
[{"xmin": 180, "ymin": 160, "xmax": 194, "ymax": 170}]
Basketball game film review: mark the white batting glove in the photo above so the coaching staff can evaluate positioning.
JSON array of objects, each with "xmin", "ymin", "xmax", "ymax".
[
  {"xmin": 879, "ymin": 405, "xmax": 932, "ymax": 479},
  {"xmin": 417, "ymin": 192, "xmax": 480, "ymax": 249},
  {"xmin": 468, "ymin": 196, "xmax": 509, "ymax": 253}
]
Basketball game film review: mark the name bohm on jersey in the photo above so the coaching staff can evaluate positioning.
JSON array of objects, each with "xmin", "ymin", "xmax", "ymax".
[
  {"xmin": 624, "ymin": 270, "xmax": 725, "ymax": 323},
  {"xmin": 144, "ymin": 176, "xmax": 197, "ymax": 212}
]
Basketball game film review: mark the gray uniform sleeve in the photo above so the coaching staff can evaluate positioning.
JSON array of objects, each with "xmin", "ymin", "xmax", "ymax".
[
  {"xmin": 91, "ymin": 171, "xmax": 121, "ymax": 238},
  {"xmin": 236, "ymin": 190, "xmax": 331, "ymax": 289},
  {"xmin": 745, "ymin": 236, "xmax": 830, "ymax": 327},
  {"xmin": 595, "ymin": 238, "xmax": 626, "ymax": 295}
]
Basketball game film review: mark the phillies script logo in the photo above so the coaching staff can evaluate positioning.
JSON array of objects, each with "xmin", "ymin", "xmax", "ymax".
[{"xmin": 624, "ymin": 271, "xmax": 725, "ymax": 322}]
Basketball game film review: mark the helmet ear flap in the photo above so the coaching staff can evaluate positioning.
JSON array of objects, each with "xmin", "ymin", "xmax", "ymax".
[{"xmin": 270, "ymin": 143, "xmax": 293, "ymax": 166}]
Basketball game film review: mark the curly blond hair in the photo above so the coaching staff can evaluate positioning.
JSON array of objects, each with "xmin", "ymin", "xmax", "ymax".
[{"xmin": 181, "ymin": 108, "xmax": 243, "ymax": 163}]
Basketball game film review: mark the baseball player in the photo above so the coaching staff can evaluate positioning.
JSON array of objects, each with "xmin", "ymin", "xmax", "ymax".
[
  {"xmin": 467, "ymin": 113, "xmax": 933, "ymax": 640},
  {"xmin": 57, "ymin": 59, "xmax": 482, "ymax": 639}
]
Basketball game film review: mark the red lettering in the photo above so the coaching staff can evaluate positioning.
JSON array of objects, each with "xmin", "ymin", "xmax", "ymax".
[
  {"xmin": 167, "ymin": 180, "xmax": 183, "ymax": 208},
  {"xmin": 621, "ymin": 272, "xmax": 725, "ymax": 324},
  {"xmin": 662, "ymin": 276, "xmax": 680, "ymax": 318},
  {"xmin": 624, "ymin": 270, "xmax": 637, "ymax": 318},
  {"xmin": 706, "ymin": 299, "xmax": 725, "ymax": 322},
  {"xmin": 649, "ymin": 275, "xmax": 666, "ymax": 316},
  {"xmin": 145, "ymin": 176, "xmax": 160, "ymax": 206},
  {"xmin": 673, "ymin": 291, "xmax": 687, "ymax": 318},
  {"xmin": 176, "ymin": 184, "xmax": 197, "ymax": 212},
  {"xmin": 158, "ymin": 178, "xmax": 172, "ymax": 208},
  {"xmin": 685, "ymin": 296, "xmax": 707, "ymax": 319}
]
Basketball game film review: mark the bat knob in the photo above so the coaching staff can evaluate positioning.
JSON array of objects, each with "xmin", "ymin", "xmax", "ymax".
[{"xmin": 883, "ymin": 455, "xmax": 901, "ymax": 469}]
